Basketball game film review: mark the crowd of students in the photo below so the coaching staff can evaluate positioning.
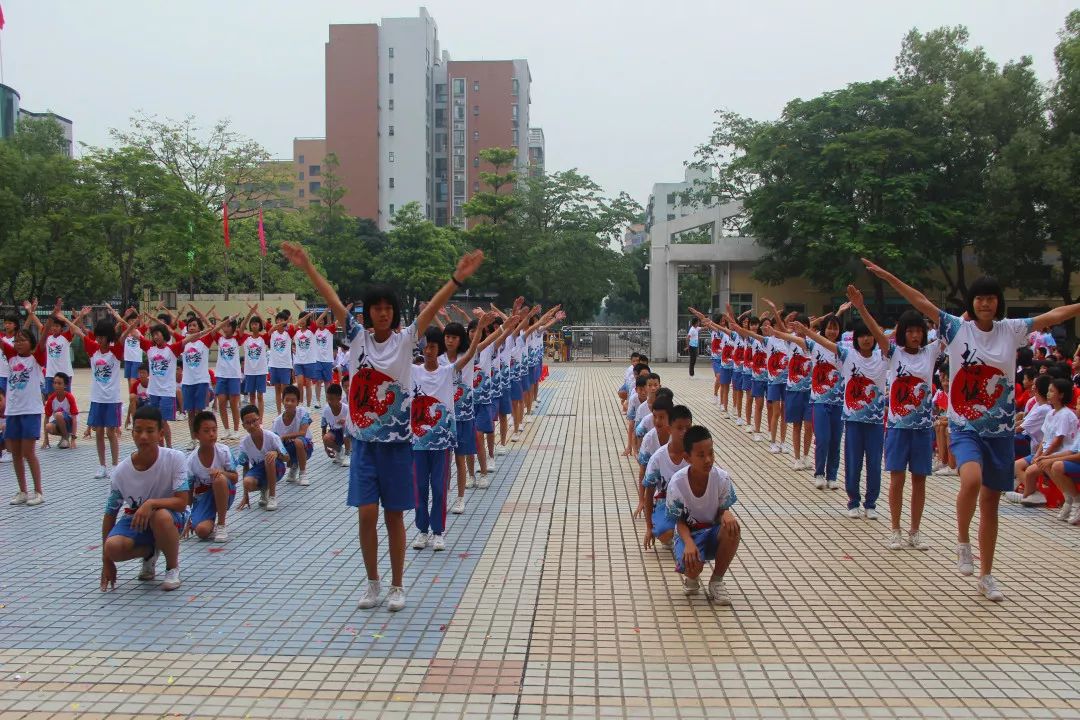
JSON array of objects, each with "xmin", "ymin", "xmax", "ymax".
[
  {"xmin": 2, "ymin": 243, "xmax": 562, "ymax": 610},
  {"xmin": 623, "ymin": 258, "xmax": 1080, "ymax": 605}
]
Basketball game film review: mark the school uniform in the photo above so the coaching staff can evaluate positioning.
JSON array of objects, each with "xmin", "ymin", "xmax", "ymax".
[
  {"xmin": 180, "ymin": 338, "xmax": 212, "ymax": 412},
  {"xmin": 750, "ymin": 338, "xmax": 769, "ymax": 398},
  {"xmin": 0, "ymin": 334, "xmax": 13, "ymax": 392},
  {"xmin": 666, "ymin": 465, "xmax": 738, "ymax": 573},
  {"xmin": 235, "ymin": 430, "xmax": 288, "ymax": 488},
  {"xmin": 321, "ymin": 401, "xmax": 350, "ymax": 453},
  {"xmin": 44, "ymin": 390, "xmax": 79, "ymax": 435},
  {"xmin": 313, "ymin": 324, "xmax": 337, "ymax": 382},
  {"xmin": 637, "ymin": 427, "xmax": 663, "ymax": 469},
  {"xmin": 635, "ymin": 412, "xmax": 655, "ymax": 441},
  {"xmin": 837, "ymin": 345, "xmax": 888, "ymax": 510},
  {"xmin": 241, "ymin": 332, "xmax": 270, "ymax": 394},
  {"xmin": 765, "ymin": 337, "xmax": 789, "ymax": 403},
  {"xmin": 1, "ymin": 345, "xmax": 47, "ymax": 440},
  {"xmin": 642, "ymin": 443, "xmax": 689, "ymax": 538},
  {"xmin": 783, "ymin": 339, "xmax": 814, "ymax": 422},
  {"xmin": 268, "ymin": 327, "xmax": 296, "ymax": 387},
  {"xmin": 293, "ymin": 327, "xmax": 317, "ymax": 380},
  {"xmin": 122, "ymin": 330, "xmax": 145, "ymax": 379},
  {"xmin": 214, "ymin": 334, "xmax": 243, "ymax": 397},
  {"xmin": 884, "ymin": 344, "xmax": 941, "ymax": 476},
  {"xmin": 443, "ymin": 354, "xmax": 477, "ymax": 457},
  {"xmin": 272, "ymin": 408, "xmax": 314, "ymax": 466},
  {"xmin": 104, "ymin": 448, "xmax": 189, "ymax": 547},
  {"xmin": 85, "ymin": 335, "xmax": 127, "ymax": 429},
  {"xmin": 43, "ymin": 331, "xmax": 74, "ymax": 394},
  {"xmin": 474, "ymin": 345, "xmax": 496, "ymax": 435},
  {"xmin": 186, "ymin": 443, "xmax": 237, "ymax": 528},
  {"xmin": 411, "ymin": 361, "xmax": 457, "ymax": 535},
  {"xmin": 806, "ymin": 339, "xmax": 843, "ymax": 482}
]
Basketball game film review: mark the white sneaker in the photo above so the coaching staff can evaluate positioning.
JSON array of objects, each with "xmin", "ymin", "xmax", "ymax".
[
  {"xmin": 285, "ymin": 465, "xmax": 299, "ymax": 484},
  {"xmin": 957, "ymin": 543, "xmax": 974, "ymax": 576},
  {"xmin": 683, "ymin": 576, "xmax": 701, "ymax": 595},
  {"xmin": 486, "ymin": 460, "xmax": 496, "ymax": 473},
  {"xmin": 213, "ymin": 524, "xmax": 228, "ymax": 542},
  {"xmin": 707, "ymin": 580, "xmax": 731, "ymax": 606},
  {"xmin": 802, "ymin": 458, "xmax": 813, "ymax": 470},
  {"xmin": 1020, "ymin": 491, "xmax": 1047, "ymax": 507},
  {"xmin": 847, "ymin": 507, "xmax": 861, "ymax": 519},
  {"xmin": 735, "ymin": 418, "xmax": 745, "ymax": 427},
  {"xmin": 865, "ymin": 508, "xmax": 878, "ymax": 520},
  {"xmin": 258, "ymin": 490, "xmax": 268, "ymax": 507},
  {"xmin": 357, "ymin": 580, "xmax": 382, "ymax": 609},
  {"xmin": 908, "ymin": 531, "xmax": 929, "ymax": 551},
  {"xmin": 1004, "ymin": 491, "xmax": 1024, "ymax": 504},
  {"xmin": 412, "ymin": 532, "xmax": 430, "ymax": 550},
  {"xmin": 495, "ymin": 446, "xmax": 505, "ymax": 457},
  {"xmin": 298, "ymin": 472, "xmax": 309, "ymax": 487},
  {"xmin": 338, "ymin": 454, "xmax": 350, "ymax": 468},
  {"xmin": 978, "ymin": 574, "xmax": 1005, "ymax": 602},
  {"xmin": 791, "ymin": 458, "xmax": 801, "ymax": 470},
  {"xmin": 160, "ymin": 567, "xmax": 181, "ymax": 591},
  {"xmin": 511, "ymin": 431, "xmax": 522, "ymax": 442},
  {"xmin": 265, "ymin": 495, "xmax": 278, "ymax": 511},
  {"xmin": 814, "ymin": 476, "xmax": 826, "ymax": 490},
  {"xmin": 138, "ymin": 550, "xmax": 159, "ymax": 580},
  {"xmin": 465, "ymin": 474, "xmax": 476, "ymax": 489},
  {"xmin": 769, "ymin": 443, "xmax": 782, "ymax": 454},
  {"xmin": 387, "ymin": 586, "xmax": 406, "ymax": 612},
  {"xmin": 827, "ymin": 480, "xmax": 839, "ymax": 490},
  {"xmin": 432, "ymin": 534, "xmax": 446, "ymax": 551},
  {"xmin": 0, "ymin": 452, "xmax": 10, "ymax": 463},
  {"xmin": 752, "ymin": 433, "xmax": 765, "ymax": 442},
  {"xmin": 1069, "ymin": 504, "xmax": 1080, "ymax": 525},
  {"xmin": 451, "ymin": 497, "xmax": 465, "ymax": 514},
  {"xmin": 93, "ymin": 466, "xmax": 108, "ymax": 479},
  {"xmin": 9, "ymin": 491, "xmax": 27, "ymax": 505},
  {"xmin": 1057, "ymin": 497, "xmax": 1074, "ymax": 521},
  {"xmin": 477, "ymin": 473, "xmax": 491, "ymax": 489},
  {"xmin": 58, "ymin": 438, "xmax": 70, "ymax": 449},
  {"xmin": 888, "ymin": 529, "xmax": 904, "ymax": 550},
  {"xmin": 25, "ymin": 492, "xmax": 43, "ymax": 506},
  {"xmin": 743, "ymin": 424, "xmax": 753, "ymax": 434},
  {"xmin": 331, "ymin": 455, "xmax": 342, "ymax": 466},
  {"xmin": 934, "ymin": 465, "xmax": 954, "ymax": 476}
]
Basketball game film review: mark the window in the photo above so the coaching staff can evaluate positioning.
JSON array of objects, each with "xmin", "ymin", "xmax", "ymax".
[
  {"xmin": 472, "ymin": 104, "xmax": 479, "ymax": 116},
  {"xmin": 298, "ymin": 188, "xmax": 305, "ymax": 198},
  {"xmin": 389, "ymin": 151, "xmax": 395, "ymax": 162},
  {"xmin": 298, "ymin": 171, "xmax": 304, "ymax": 181},
  {"xmin": 729, "ymin": 293, "xmax": 754, "ymax": 318},
  {"xmin": 454, "ymin": 104, "xmax": 465, "ymax": 121},
  {"xmin": 512, "ymin": 129, "xmax": 519, "ymax": 145},
  {"xmin": 473, "ymin": 181, "xmax": 479, "ymax": 193},
  {"xmin": 278, "ymin": 182, "xmax": 291, "ymax": 192},
  {"xmin": 389, "ymin": 203, "xmax": 395, "ymax": 215},
  {"xmin": 389, "ymin": 73, "xmax": 394, "ymax": 84},
  {"xmin": 435, "ymin": 158, "xmax": 447, "ymax": 176},
  {"xmin": 310, "ymin": 181, "xmax": 321, "ymax": 193},
  {"xmin": 472, "ymin": 131, "xmax": 479, "ymax": 141},
  {"xmin": 454, "ymin": 180, "xmax": 465, "ymax": 196},
  {"xmin": 666, "ymin": 193, "xmax": 676, "ymax": 205},
  {"xmin": 389, "ymin": 177, "xmax": 395, "ymax": 188},
  {"xmin": 436, "ymin": 84, "xmax": 447, "ymax": 102},
  {"xmin": 473, "ymin": 156, "xmax": 479, "ymax": 168},
  {"xmin": 453, "ymin": 130, "xmax": 465, "ymax": 145},
  {"xmin": 453, "ymin": 78, "xmax": 464, "ymax": 94},
  {"xmin": 453, "ymin": 154, "xmax": 464, "ymax": 171},
  {"xmin": 435, "ymin": 133, "xmax": 446, "ymax": 152},
  {"xmin": 298, "ymin": 154, "xmax": 305, "ymax": 164},
  {"xmin": 666, "ymin": 213, "xmax": 676, "ymax": 221},
  {"xmin": 435, "ymin": 108, "xmax": 445, "ymax": 127},
  {"xmin": 389, "ymin": 125, "xmax": 395, "ymax": 136},
  {"xmin": 389, "ymin": 99, "xmax": 394, "ymax": 111},
  {"xmin": 309, "ymin": 165, "xmax": 320, "ymax": 177},
  {"xmin": 512, "ymin": 104, "xmax": 519, "ymax": 119},
  {"xmin": 388, "ymin": 47, "xmax": 394, "ymax": 58},
  {"xmin": 473, "ymin": 81, "xmax": 479, "ymax": 92},
  {"xmin": 512, "ymin": 79, "xmax": 519, "ymax": 96}
]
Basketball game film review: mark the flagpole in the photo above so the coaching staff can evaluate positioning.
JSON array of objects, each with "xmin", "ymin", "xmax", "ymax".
[
  {"xmin": 224, "ymin": 243, "xmax": 230, "ymax": 300},
  {"xmin": 259, "ymin": 255, "xmax": 265, "ymax": 301}
]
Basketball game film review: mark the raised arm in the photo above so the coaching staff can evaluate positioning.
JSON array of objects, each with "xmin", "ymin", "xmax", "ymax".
[
  {"xmin": 281, "ymin": 242, "xmax": 348, "ymax": 326},
  {"xmin": 846, "ymin": 285, "xmax": 890, "ymax": 354},
  {"xmin": 1032, "ymin": 303, "xmax": 1080, "ymax": 333},
  {"xmin": 862, "ymin": 259, "xmax": 940, "ymax": 320},
  {"xmin": 416, "ymin": 250, "xmax": 485, "ymax": 333},
  {"xmin": 793, "ymin": 320, "xmax": 837, "ymax": 355},
  {"xmin": 767, "ymin": 325, "xmax": 807, "ymax": 351},
  {"xmin": 761, "ymin": 299, "xmax": 789, "ymax": 333},
  {"xmin": 687, "ymin": 307, "xmax": 723, "ymax": 333},
  {"xmin": 57, "ymin": 307, "xmax": 88, "ymax": 339},
  {"xmin": 455, "ymin": 312, "xmax": 497, "ymax": 372}
]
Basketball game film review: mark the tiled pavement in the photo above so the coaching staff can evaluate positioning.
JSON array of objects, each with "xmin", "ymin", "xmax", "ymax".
[{"xmin": 0, "ymin": 364, "xmax": 1079, "ymax": 718}]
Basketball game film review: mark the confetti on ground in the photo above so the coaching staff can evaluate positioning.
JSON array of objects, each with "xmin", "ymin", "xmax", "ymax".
[
  {"xmin": 330, "ymin": 549, "xmax": 342, "ymax": 556},
  {"xmin": 458, "ymin": 552, "xmax": 470, "ymax": 559},
  {"xmin": 207, "ymin": 547, "xmax": 226, "ymax": 554},
  {"xmin": 167, "ymin": 676, "xmax": 174, "ymax": 684},
  {"xmin": 842, "ymin": 554, "xmax": 854, "ymax": 561}
]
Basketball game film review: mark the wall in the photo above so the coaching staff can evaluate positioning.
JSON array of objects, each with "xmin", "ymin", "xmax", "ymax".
[{"xmin": 326, "ymin": 24, "xmax": 380, "ymax": 220}]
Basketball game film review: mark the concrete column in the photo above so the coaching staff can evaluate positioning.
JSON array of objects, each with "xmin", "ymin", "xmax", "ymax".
[{"xmin": 648, "ymin": 241, "xmax": 668, "ymax": 361}]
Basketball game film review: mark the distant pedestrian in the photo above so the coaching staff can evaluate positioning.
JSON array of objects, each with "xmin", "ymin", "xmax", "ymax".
[{"xmin": 687, "ymin": 318, "xmax": 700, "ymax": 377}]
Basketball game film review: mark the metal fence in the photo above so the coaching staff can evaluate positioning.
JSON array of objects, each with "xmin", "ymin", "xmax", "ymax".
[{"xmin": 561, "ymin": 326, "xmax": 651, "ymax": 362}]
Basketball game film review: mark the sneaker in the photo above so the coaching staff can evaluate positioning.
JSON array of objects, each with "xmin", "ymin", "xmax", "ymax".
[
  {"xmin": 827, "ymin": 480, "xmax": 839, "ymax": 490},
  {"xmin": 908, "ymin": 531, "xmax": 929, "ymax": 551},
  {"xmin": 814, "ymin": 475, "xmax": 826, "ymax": 490},
  {"xmin": 138, "ymin": 550, "xmax": 159, "ymax": 580},
  {"xmin": 412, "ymin": 532, "xmax": 430, "ymax": 550},
  {"xmin": 707, "ymin": 580, "xmax": 731, "ymax": 606},
  {"xmin": 0, "ymin": 452, "xmax": 10, "ymax": 463},
  {"xmin": 432, "ymin": 534, "xmax": 446, "ymax": 551},
  {"xmin": 331, "ymin": 455, "xmax": 342, "ymax": 466},
  {"xmin": 93, "ymin": 466, "xmax": 108, "ymax": 479},
  {"xmin": 743, "ymin": 424, "xmax": 753, "ymax": 434},
  {"xmin": 338, "ymin": 454, "xmax": 350, "ymax": 468},
  {"xmin": 477, "ymin": 473, "xmax": 491, "ymax": 489},
  {"xmin": 511, "ymin": 431, "xmax": 522, "ymax": 442},
  {"xmin": 1057, "ymin": 497, "xmax": 1075, "ymax": 521},
  {"xmin": 683, "ymin": 577, "xmax": 701, "ymax": 595},
  {"xmin": 486, "ymin": 461, "xmax": 497, "ymax": 473},
  {"xmin": 357, "ymin": 580, "xmax": 382, "ymax": 609},
  {"xmin": 25, "ymin": 492, "xmax": 44, "ymax": 506},
  {"xmin": 791, "ymin": 458, "xmax": 801, "ymax": 470},
  {"xmin": 1069, "ymin": 504, "xmax": 1080, "ymax": 525},
  {"xmin": 734, "ymin": 418, "xmax": 745, "ymax": 427},
  {"xmin": 213, "ymin": 524, "xmax": 228, "ymax": 542},
  {"xmin": 956, "ymin": 543, "xmax": 974, "ymax": 576},
  {"xmin": 1020, "ymin": 491, "xmax": 1047, "ymax": 507},
  {"xmin": 888, "ymin": 529, "xmax": 904, "ymax": 550},
  {"xmin": 934, "ymin": 465, "xmax": 954, "ymax": 476},
  {"xmin": 258, "ymin": 490, "xmax": 268, "ymax": 507},
  {"xmin": 865, "ymin": 508, "xmax": 878, "ymax": 521},
  {"xmin": 978, "ymin": 574, "xmax": 1005, "ymax": 602},
  {"xmin": 285, "ymin": 465, "xmax": 299, "ymax": 484},
  {"xmin": 1003, "ymin": 491, "xmax": 1024, "ymax": 504},
  {"xmin": 58, "ymin": 438, "xmax": 69, "ymax": 449},
  {"xmin": 298, "ymin": 472, "xmax": 309, "ymax": 487},
  {"xmin": 769, "ymin": 443, "xmax": 782, "ymax": 454},
  {"xmin": 801, "ymin": 457, "xmax": 813, "ymax": 470},
  {"xmin": 465, "ymin": 474, "xmax": 476, "ymax": 489},
  {"xmin": 847, "ymin": 507, "xmax": 861, "ymax": 519},
  {"xmin": 451, "ymin": 497, "xmax": 465, "ymax": 514},
  {"xmin": 660, "ymin": 539, "xmax": 674, "ymax": 551},
  {"xmin": 160, "ymin": 567, "xmax": 181, "ymax": 591},
  {"xmin": 265, "ymin": 495, "xmax": 278, "ymax": 511},
  {"xmin": 752, "ymin": 433, "xmax": 764, "ymax": 442},
  {"xmin": 386, "ymin": 586, "xmax": 406, "ymax": 612},
  {"xmin": 9, "ymin": 491, "xmax": 27, "ymax": 505}
]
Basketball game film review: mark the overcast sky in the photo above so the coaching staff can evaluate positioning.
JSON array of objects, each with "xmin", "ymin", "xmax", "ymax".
[{"xmin": 2, "ymin": 0, "xmax": 1074, "ymax": 205}]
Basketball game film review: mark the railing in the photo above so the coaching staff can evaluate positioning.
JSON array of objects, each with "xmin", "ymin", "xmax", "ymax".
[{"xmin": 561, "ymin": 326, "xmax": 651, "ymax": 362}]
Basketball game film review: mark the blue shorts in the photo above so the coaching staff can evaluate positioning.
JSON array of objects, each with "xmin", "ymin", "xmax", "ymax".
[
  {"xmin": 269, "ymin": 367, "xmax": 292, "ymax": 386},
  {"xmin": 718, "ymin": 367, "xmax": 733, "ymax": 385},
  {"xmin": 245, "ymin": 459, "xmax": 287, "ymax": 489},
  {"xmin": 242, "ymin": 374, "xmax": 267, "ymax": 395},
  {"xmin": 147, "ymin": 394, "xmax": 177, "ymax": 421},
  {"xmin": 46, "ymin": 409, "xmax": 73, "ymax": 431},
  {"xmin": 618, "ymin": 382, "xmax": 629, "ymax": 395},
  {"xmin": 0, "ymin": 377, "xmax": 7, "ymax": 392},
  {"xmin": 674, "ymin": 525, "xmax": 722, "ymax": 574},
  {"xmin": 284, "ymin": 437, "xmax": 314, "ymax": 466},
  {"xmin": 295, "ymin": 362, "xmax": 318, "ymax": 380},
  {"xmin": 531, "ymin": 364, "xmax": 541, "ymax": 386},
  {"xmin": 181, "ymin": 383, "xmax": 209, "ymax": 412},
  {"xmin": 498, "ymin": 389, "xmax": 512, "ymax": 416},
  {"xmin": 949, "ymin": 430, "xmax": 1016, "ymax": 492},
  {"xmin": 712, "ymin": 358, "xmax": 723, "ymax": 374},
  {"xmin": 784, "ymin": 390, "xmax": 812, "ymax": 422},
  {"xmin": 651, "ymin": 501, "xmax": 675, "ymax": 538},
  {"xmin": 751, "ymin": 379, "xmax": 767, "ymax": 398},
  {"xmin": 1062, "ymin": 460, "xmax": 1080, "ymax": 481},
  {"xmin": 124, "ymin": 360, "xmax": 143, "ymax": 380},
  {"xmin": 455, "ymin": 417, "xmax": 477, "ymax": 456},
  {"xmin": 738, "ymin": 373, "xmax": 751, "ymax": 392},
  {"xmin": 322, "ymin": 424, "xmax": 346, "ymax": 449},
  {"xmin": 475, "ymin": 402, "xmax": 495, "ymax": 433},
  {"xmin": 6, "ymin": 414, "xmax": 41, "ymax": 441},
  {"xmin": 316, "ymin": 361, "xmax": 334, "ymax": 383},
  {"xmin": 108, "ymin": 510, "xmax": 187, "ymax": 548},
  {"xmin": 767, "ymin": 383, "xmax": 786, "ymax": 403},
  {"xmin": 190, "ymin": 484, "xmax": 236, "ymax": 527},
  {"xmin": 88, "ymin": 402, "xmax": 122, "ymax": 428},
  {"xmin": 510, "ymin": 378, "xmax": 524, "ymax": 402},
  {"xmin": 215, "ymin": 377, "xmax": 241, "ymax": 397},
  {"xmin": 348, "ymin": 440, "xmax": 415, "ymax": 510},
  {"xmin": 884, "ymin": 427, "xmax": 934, "ymax": 475}
]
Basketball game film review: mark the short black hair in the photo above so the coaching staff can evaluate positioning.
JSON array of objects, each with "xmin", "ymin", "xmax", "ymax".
[
  {"xmin": 635, "ymin": 376, "xmax": 648, "ymax": 388},
  {"xmin": 443, "ymin": 322, "xmax": 470, "ymax": 353},
  {"xmin": 633, "ymin": 363, "xmax": 651, "ymax": 376},
  {"xmin": 895, "ymin": 310, "xmax": 928, "ymax": 347},
  {"xmin": 193, "ymin": 410, "xmax": 217, "ymax": 433},
  {"xmin": 150, "ymin": 323, "xmax": 172, "ymax": 342},
  {"xmin": 646, "ymin": 372, "xmax": 661, "ymax": 384},
  {"xmin": 361, "ymin": 284, "xmax": 402, "ymax": 330},
  {"xmin": 275, "ymin": 310, "xmax": 290, "ymax": 321},
  {"xmin": 851, "ymin": 320, "xmax": 872, "ymax": 344},
  {"xmin": 282, "ymin": 384, "xmax": 301, "ymax": 400},
  {"xmin": 327, "ymin": 383, "xmax": 343, "ymax": 397},
  {"xmin": 684, "ymin": 425, "xmax": 712, "ymax": 454},
  {"xmin": 133, "ymin": 404, "xmax": 164, "ymax": 428},
  {"xmin": 424, "ymin": 326, "xmax": 447, "ymax": 355},
  {"xmin": 1051, "ymin": 378, "xmax": 1074, "ymax": 406},
  {"xmin": 821, "ymin": 313, "xmax": 843, "ymax": 334},
  {"xmin": 652, "ymin": 396, "xmax": 674, "ymax": 415},
  {"xmin": 1034, "ymin": 374, "xmax": 1052, "ymax": 398},
  {"xmin": 637, "ymin": 355, "xmax": 649, "ymax": 364},
  {"xmin": 655, "ymin": 387, "xmax": 674, "ymax": 403},
  {"xmin": 93, "ymin": 319, "xmax": 118, "ymax": 345},
  {"xmin": 1022, "ymin": 367, "xmax": 1037, "ymax": 381},
  {"xmin": 186, "ymin": 316, "xmax": 204, "ymax": 331},
  {"xmin": 240, "ymin": 404, "xmax": 261, "ymax": 421},
  {"xmin": 690, "ymin": 318, "xmax": 700, "ymax": 326},
  {"xmin": 668, "ymin": 405, "xmax": 692, "ymax": 424},
  {"xmin": 965, "ymin": 276, "xmax": 1006, "ymax": 320},
  {"xmin": 52, "ymin": 372, "xmax": 69, "ymax": 388},
  {"xmin": 630, "ymin": 352, "xmax": 641, "ymax": 360}
]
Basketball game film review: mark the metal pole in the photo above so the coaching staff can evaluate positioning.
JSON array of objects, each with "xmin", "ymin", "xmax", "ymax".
[
  {"xmin": 224, "ymin": 245, "xmax": 229, "ymax": 300},
  {"xmin": 259, "ymin": 255, "xmax": 265, "ymax": 301}
]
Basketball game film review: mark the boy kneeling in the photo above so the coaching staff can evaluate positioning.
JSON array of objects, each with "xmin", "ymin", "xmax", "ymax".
[
  {"xmin": 186, "ymin": 410, "xmax": 238, "ymax": 542},
  {"xmin": 666, "ymin": 426, "xmax": 741, "ymax": 605},
  {"xmin": 100, "ymin": 405, "xmax": 189, "ymax": 592}
]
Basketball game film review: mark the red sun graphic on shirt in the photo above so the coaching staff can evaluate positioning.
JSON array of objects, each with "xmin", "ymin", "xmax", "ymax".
[
  {"xmin": 889, "ymin": 364, "xmax": 928, "ymax": 417},
  {"xmin": 811, "ymin": 361, "xmax": 838, "ymax": 394},
  {"xmin": 788, "ymin": 354, "xmax": 811, "ymax": 384},
  {"xmin": 950, "ymin": 344, "xmax": 1006, "ymax": 420},
  {"xmin": 710, "ymin": 337, "xmax": 722, "ymax": 354},
  {"xmin": 845, "ymin": 369, "xmax": 877, "ymax": 410},
  {"xmin": 721, "ymin": 344, "xmax": 734, "ymax": 364},
  {"xmin": 453, "ymin": 386, "xmax": 464, "ymax": 404},
  {"xmin": 767, "ymin": 351, "xmax": 788, "ymax": 377},
  {"xmin": 752, "ymin": 349, "xmax": 767, "ymax": 375},
  {"xmin": 349, "ymin": 366, "xmax": 396, "ymax": 428},
  {"xmin": 733, "ymin": 346, "xmax": 744, "ymax": 365},
  {"xmin": 410, "ymin": 393, "xmax": 443, "ymax": 437}
]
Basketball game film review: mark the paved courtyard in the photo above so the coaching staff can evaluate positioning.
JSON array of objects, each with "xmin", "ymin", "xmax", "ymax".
[{"xmin": 1, "ymin": 363, "xmax": 1079, "ymax": 719}]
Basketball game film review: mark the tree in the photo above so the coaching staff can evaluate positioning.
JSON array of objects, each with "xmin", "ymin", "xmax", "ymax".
[
  {"xmin": 375, "ymin": 203, "xmax": 459, "ymax": 312},
  {"xmin": 602, "ymin": 242, "xmax": 650, "ymax": 324},
  {"xmin": 463, "ymin": 148, "xmax": 526, "ymax": 301}
]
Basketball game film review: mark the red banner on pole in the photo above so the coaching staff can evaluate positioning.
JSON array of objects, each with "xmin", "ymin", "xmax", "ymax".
[
  {"xmin": 222, "ymin": 202, "xmax": 230, "ymax": 248},
  {"xmin": 258, "ymin": 209, "xmax": 266, "ymax": 256},
  {"xmin": 0, "ymin": 5, "xmax": 6, "ymax": 31}
]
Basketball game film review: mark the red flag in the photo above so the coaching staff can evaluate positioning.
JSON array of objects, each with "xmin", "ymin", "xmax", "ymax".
[
  {"xmin": 222, "ymin": 202, "xmax": 230, "ymax": 248},
  {"xmin": 258, "ymin": 209, "xmax": 267, "ymax": 256},
  {"xmin": 0, "ymin": 4, "xmax": 6, "ymax": 30}
]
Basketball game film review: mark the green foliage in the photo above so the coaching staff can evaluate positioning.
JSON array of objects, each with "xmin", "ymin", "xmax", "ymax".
[
  {"xmin": 376, "ymin": 202, "xmax": 460, "ymax": 312},
  {"xmin": 603, "ymin": 242, "xmax": 650, "ymax": 324}
]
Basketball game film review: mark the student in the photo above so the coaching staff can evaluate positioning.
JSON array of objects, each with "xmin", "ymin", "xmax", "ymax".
[
  {"xmin": 686, "ymin": 317, "xmax": 700, "ymax": 377},
  {"xmin": 725, "ymin": 310, "xmax": 768, "ymax": 442},
  {"xmin": 5, "ymin": 301, "xmax": 48, "ymax": 506},
  {"xmin": 761, "ymin": 313, "xmax": 790, "ymax": 453},
  {"xmin": 508, "ymin": 321, "xmax": 527, "ymax": 441},
  {"xmin": 873, "ymin": 307, "xmax": 941, "ymax": 551},
  {"xmin": 633, "ymin": 373, "xmax": 662, "ymax": 455},
  {"xmin": 241, "ymin": 314, "xmax": 271, "ymax": 418},
  {"xmin": 636, "ymin": 387, "xmax": 674, "ymax": 445},
  {"xmin": 765, "ymin": 303, "xmax": 814, "ymax": 469},
  {"xmin": 641, "ymin": 403, "xmax": 691, "ymax": 547},
  {"xmin": 618, "ymin": 352, "xmax": 644, "ymax": 413},
  {"xmin": 1010, "ymin": 378, "xmax": 1076, "ymax": 506},
  {"xmin": 312, "ymin": 310, "xmax": 338, "ymax": 409},
  {"xmin": 493, "ymin": 318, "xmax": 513, "ymax": 453},
  {"xmin": 469, "ymin": 314, "xmax": 521, "ymax": 484},
  {"xmin": 179, "ymin": 308, "xmax": 230, "ymax": 449},
  {"xmin": 185, "ymin": 411, "xmax": 238, "ymax": 542},
  {"xmin": 712, "ymin": 316, "xmax": 735, "ymax": 411},
  {"xmin": 272, "ymin": 384, "xmax": 314, "ymax": 487},
  {"xmin": 863, "ymin": 258, "xmax": 1080, "ymax": 602},
  {"xmin": 622, "ymin": 363, "xmax": 651, "ymax": 455},
  {"xmin": 125, "ymin": 365, "xmax": 151, "ymax": 430},
  {"xmin": 121, "ymin": 308, "xmax": 146, "ymax": 381},
  {"xmin": 99, "ymin": 405, "xmax": 188, "ymax": 592},
  {"xmin": 41, "ymin": 303, "xmax": 85, "ymax": 397},
  {"xmin": 806, "ymin": 312, "xmax": 845, "ymax": 489},
  {"xmin": 1043, "ymin": 433, "xmax": 1080, "ymax": 524},
  {"xmin": 797, "ymin": 288, "xmax": 888, "ymax": 520},
  {"xmin": 1014, "ymin": 375, "xmax": 1052, "ymax": 460},
  {"xmin": 321, "ymin": 382, "xmax": 351, "ymax": 466},
  {"xmin": 215, "ymin": 306, "xmax": 258, "ymax": 441},
  {"xmin": 292, "ymin": 313, "xmax": 317, "ymax": 407},
  {"xmin": 234, "ymin": 404, "xmax": 287, "ymax": 512},
  {"xmin": 932, "ymin": 372, "xmax": 957, "ymax": 476},
  {"xmin": 42, "ymin": 373, "xmax": 78, "ymax": 449},
  {"xmin": 635, "ymin": 393, "xmax": 676, "ymax": 518},
  {"xmin": 282, "ymin": 239, "xmax": 484, "ymax": 612},
  {"xmin": 730, "ymin": 318, "xmax": 748, "ymax": 424},
  {"xmin": 665, "ymin": 426, "xmax": 740, "ymax": 605},
  {"xmin": 267, "ymin": 311, "xmax": 297, "ymax": 411},
  {"xmin": 0, "ymin": 313, "xmax": 15, "ymax": 395},
  {"xmin": 335, "ymin": 341, "xmax": 350, "ymax": 388}
]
